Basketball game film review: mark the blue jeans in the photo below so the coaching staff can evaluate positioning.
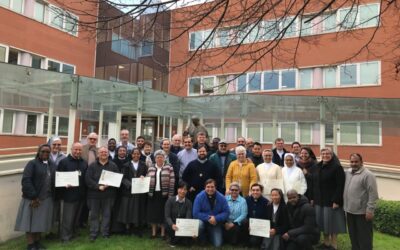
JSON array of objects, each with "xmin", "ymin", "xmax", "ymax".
[{"xmin": 198, "ymin": 220, "xmax": 223, "ymax": 247}]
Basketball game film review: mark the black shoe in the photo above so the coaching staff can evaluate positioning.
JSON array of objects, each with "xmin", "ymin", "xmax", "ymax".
[{"xmin": 34, "ymin": 241, "xmax": 46, "ymax": 250}]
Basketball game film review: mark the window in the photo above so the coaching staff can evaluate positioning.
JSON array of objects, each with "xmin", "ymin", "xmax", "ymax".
[
  {"xmin": 26, "ymin": 114, "xmax": 37, "ymax": 134},
  {"xmin": 216, "ymin": 28, "xmax": 233, "ymax": 47},
  {"xmin": 0, "ymin": 45, "xmax": 6, "ymax": 62},
  {"xmin": 49, "ymin": 5, "xmax": 79, "ymax": 35},
  {"xmin": 0, "ymin": 0, "xmax": 10, "ymax": 8},
  {"xmin": 43, "ymin": 115, "xmax": 56, "ymax": 135},
  {"xmin": 202, "ymin": 30, "xmax": 215, "ymax": 49},
  {"xmin": 281, "ymin": 123, "xmax": 296, "ymax": 142},
  {"xmin": 141, "ymin": 41, "xmax": 153, "ymax": 56},
  {"xmin": 263, "ymin": 20, "xmax": 279, "ymax": 40},
  {"xmin": 322, "ymin": 13, "xmax": 337, "ymax": 32},
  {"xmin": 202, "ymin": 77, "xmax": 214, "ymax": 94},
  {"xmin": 48, "ymin": 60, "xmax": 61, "ymax": 72},
  {"xmin": 299, "ymin": 69, "xmax": 312, "ymax": 89},
  {"xmin": 237, "ymin": 74, "xmax": 247, "ymax": 92},
  {"xmin": 360, "ymin": 61, "xmax": 379, "ymax": 85},
  {"xmin": 281, "ymin": 70, "xmax": 296, "ymax": 89},
  {"xmin": 360, "ymin": 122, "xmax": 379, "ymax": 144},
  {"xmin": 340, "ymin": 64, "xmax": 357, "ymax": 86},
  {"xmin": 248, "ymin": 24, "xmax": 261, "ymax": 43},
  {"xmin": 340, "ymin": 122, "xmax": 358, "ymax": 144},
  {"xmin": 247, "ymin": 124, "xmax": 261, "ymax": 141},
  {"xmin": 50, "ymin": 6, "xmax": 64, "ymax": 29},
  {"xmin": 248, "ymin": 72, "xmax": 261, "ymax": 91},
  {"xmin": 339, "ymin": 7, "xmax": 358, "ymax": 30},
  {"xmin": 216, "ymin": 76, "xmax": 229, "ymax": 94},
  {"xmin": 299, "ymin": 123, "xmax": 312, "ymax": 144},
  {"xmin": 262, "ymin": 123, "xmax": 274, "ymax": 142},
  {"xmin": 58, "ymin": 117, "xmax": 69, "ymax": 136},
  {"xmin": 325, "ymin": 122, "xmax": 333, "ymax": 144},
  {"xmin": 189, "ymin": 78, "xmax": 201, "ymax": 95},
  {"xmin": 359, "ymin": 4, "xmax": 379, "ymax": 28},
  {"xmin": 31, "ymin": 56, "xmax": 42, "ymax": 69},
  {"xmin": 225, "ymin": 123, "xmax": 238, "ymax": 142},
  {"xmin": 282, "ymin": 17, "xmax": 297, "ymax": 38},
  {"xmin": 11, "ymin": 0, "xmax": 23, "ymax": 13},
  {"xmin": 263, "ymin": 71, "xmax": 279, "ymax": 90},
  {"xmin": 323, "ymin": 67, "xmax": 337, "ymax": 88},
  {"xmin": 62, "ymin": 64, "xmax": 75, "ymax": 74},
  {"xmin": 300, "ymin": 16, "xmax": 313, "ymax": 36},
  {"xmin": 8, "ymin": 50, "xmax": 18, "ymax": 65},
  {"xmin": 65, "ymin": 13, "xmax": 78, "ymax": 36},
  {"xmin": 34, "ymin": 1, "xmax": 45, "ymax": 22},
  {"xmin": 2, "ymin": 110, "xmax": 13, "ymax": 133},
  {"xmin": 189, "ymin": 31, "xmax": 203, "ymax": 50}
]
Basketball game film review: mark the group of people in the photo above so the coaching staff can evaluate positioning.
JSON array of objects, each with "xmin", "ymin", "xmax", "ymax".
[{"xmin": 15, "ymin": 128, "xmax": 379, "ymax": 250}]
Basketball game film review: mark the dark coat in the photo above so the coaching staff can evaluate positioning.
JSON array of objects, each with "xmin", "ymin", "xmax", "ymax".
[
  {"xmin": 164, "ymin": 196, "xmax": 192, "ymax": 227},
  {"xmin": 170, "ymin": 145, "xmax": 183, "ymax": 155},
  {"xmin": 21, "ymin": 159, "xmax": 55, "ymax": 200},
  {"xmin": 272, "ymin": 148, "xmax": 288, "ymax": 167},
  {"xmin": 120, "ymin": 161, "xmax": 148, "ymax": 197},
  {"xmin": 266, "ymin": 202, "xmax": 290, "ymax": 235},
  {"xmin": 56, "ymin": 154, "xmax": 88, "ymax": 202},
  {"xmin": 113, "ymin": 157, "xmax": 129, "ymax": 172},
  {"xmin": 250, "ymin": 154, "xmax": 263, "ymax": 167},
  {"xmin": 310, "ymin": 156, "xmax": 345, "ymax": 206},
  {"xmin": 85, "ymin": 160, "xmax": 119, "ymax": 199},
  {"xmin": 286, "ymin": 195, "xmax": 319, "ymax": 237},
  {"xmin": 208, "ymin": 151, "xmax": 237, "ymax": 181},
  {"xmin": 246, "ymin": 195, "xmax": 269, "ymax": 219}
]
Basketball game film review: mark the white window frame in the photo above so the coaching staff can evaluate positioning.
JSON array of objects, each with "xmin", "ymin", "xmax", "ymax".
[
  {"xmin": 359, "ymin": 61, "xmax": 381, "ymax": 86},
  {"xmin": 0, "ymin": 0, "xmax": 24, "ymax": 14},
  {"xmin": 247, "ymin": 72, "xmax": 262, "ymax": 92},
  {"xmin": 260, "ymin": 122, "xmax": 274, "ymax": 143},
  {"xmin": 25, "ymin": 113, "xmax": 39, "ymax": 135},
  {"xmin": 187, "ymin": 77, "xmax": 201, "ymax": 96},
  {"xmin": 359, "ymin": 3, "xmax": 380, "ymax": 28},
  {"xmin": 201, "ymin": 76, "xmax": 216, "ymax": 95},
  {"xmin": 246, "ymin": 123, "xmax": 262, "ymax": 141},
  {"xmin": 279, "ymin": 122, "xmax": 298, "ymax": 143},
  {"xmin": 298, "ymin": 68, "xmax": 313, "ymax": 89},
  {"xmin": 322, "ymin": 66, "xmax": 339, "ymax": 88},
  {"xmin": 338, "ymin": 121, "xmax": 382, "ymax": 146},
  {"xmin": 280, "ymin": 69, "xmax": 297, "ymax": 90},
  {"xmin": 0, "ymin": 43, "xmax": 9, "ymax": 63},
  {"xmin": 0, "ymin": 109, "xmax": 16, "ymax": 134},
  {"xmin": 298, "ymin": 122, "xmax": 313, "ymax": 144},
  {"xmin": 48, "ymin": 4, "xmax": 79, "ymax": 36},
  {"xmin": 45, "ymin": 58, "xmax": 76, "ymax": 74}
]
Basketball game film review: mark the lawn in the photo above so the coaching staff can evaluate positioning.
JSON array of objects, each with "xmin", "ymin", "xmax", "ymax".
[{"xmin": 1, "ymin": 230, "xmax": 399, "ymax": 250}]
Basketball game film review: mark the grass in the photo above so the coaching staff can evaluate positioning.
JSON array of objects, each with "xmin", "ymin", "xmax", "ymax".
[{"xmin": 1, "ymin": 229, "xmax": 399, "ymax": 250}]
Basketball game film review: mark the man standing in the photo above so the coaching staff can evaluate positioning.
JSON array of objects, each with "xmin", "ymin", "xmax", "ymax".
[
  {"xmin": 193, "ymin": 132, "xmax": 210, "ymax": 152},
  {"xmin": 82, "ymin": 132, "xmax": 98, "ymax": 167},
  {"xmin": 209, "ymin": 140, "xmax": 236, "ymax": 190},
  {"xmin": 230, "ymin": 137, "xmax": 246, "ymax": 153},
  {"xmin": 107, "ymin": 138, "xmax": 116, "ymax": 160},
  {"xmin": 117, "ymin": 129, "xmax": 135, "ymax": 154},
  {"xmin": 291, "ymin": 142, "xmax": 301, "ymax": 165},
  {"xmin": 193, "ymin": 179, "xmax": 229, "ymax": 247},
  {"xmin": 182, "ymin": 146, "xmax": 222, "ymax": 201},
  {"xmin": 135, "ymin": 136, "xmax": 145, "ymax": 151},
  {"xmin": 170, "ymin": 134, "xmax": 183, "ymax": 155},
  {"xmin": 57, "ymin": 143, "xmax": 88, "ymax": 243},
  {"xmin": 177, "ymin": 137, "xmax": 197, "ymax": 179},
  {"xmin": 343, "ymin": 153, "xmax": 378, "ymax": 250},
  {"xmin": 272, "ymin": 138, "xmax": 287, "ymax": 167},
  {"xmin": 249, "ymin": 142, "xmax": 263, "ymax": 167}
]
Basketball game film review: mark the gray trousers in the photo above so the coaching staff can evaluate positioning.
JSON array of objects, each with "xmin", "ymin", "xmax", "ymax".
[
  {"xmin": 87, "ymin": 198, "xmax": 114, "ymax": 238},
  {"xmin": 61, "ymin": 201, "xmax": 81, "ymax": 241},
  {"xmin": 347, "ymin": 213, "xmax": 373, "ymax": 250}
]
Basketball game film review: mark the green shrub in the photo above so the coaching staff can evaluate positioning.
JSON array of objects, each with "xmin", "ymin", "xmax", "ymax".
[{"xmin": 374, "ymin": 200, "xmax": 400, "ymax": 236}]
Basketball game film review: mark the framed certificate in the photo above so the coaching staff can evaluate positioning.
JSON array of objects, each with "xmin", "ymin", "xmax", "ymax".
[
  {"xmin": 98, "ymin": 170, "xmax": 123, "ymax": 187},
  {"xmin": 131, "ymin": 177, "xmax": 150, "ymax": 194},
  {"xmin": 55, "ymin": 171, "xmax": 79, "ymax": 187},
  {"xmin": 249, "ymin": 218, "xmax": 270, "ymax": 238},
  {"xmin": 175, "ymin": 219, "xmax": 199, "ymax": 237}
]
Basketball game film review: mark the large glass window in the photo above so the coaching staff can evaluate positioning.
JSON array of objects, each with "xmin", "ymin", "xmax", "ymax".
[
  {"xmin": 325, "ymin": 122, "xmax": 333, "ymax": 144},
  {"xmin": 50, "ymin": 6, "xmax": 64, "ymax": 29},
  {"xmin": 262, "ymin": 123, "xmax": 274, "ymax": 142},
  {"xmin": 62, "ymin": 64, "xmax": 75, "ymax": 74},
  {"xmin": 48, "ymin": 60, "xmax": 61, "ymax": 72},
  {"xmin": 189, "ymin": 78, "xmax": 201, "ymax": 95},
  {"xmin": 202, "ymin": 30, "xmax": 215, "ymax": 49},
  {"xmin": 34, "ymin": 1, "xmax": 45, "ymax": 22},
  {"xmin": 43, "ymin": 115, "xmax": 56, "ymax": 135},
  {"xmin": 324, "ymin": 67, "xmax": 337, "ymax": 88},
  {"xmin": 281, "ymin": 123, "xmax": 296, "ymax": 142},
  {"xmin": 359, "ymin": 4, "xmax": 379, "ymax": 28},
  {"xmin": 202, "ymin": 77, "xmax": 214, "ymax": 94},
  {"xmin": 237, "ymin": 74, "xmax": 247, "ymax": 92},
  {"xmin": 360, "ymin": 61, "xmax": 379, "ymax": 85},
  {"xmin": 300, "ymin": 16, "xmax": 313, "ymax": 36},
  {"xmin": 0, "ymin": 0, "xmax": 10, "ymax": 8},
  {"xmin": 0, "ymin": 46, "xmax": 6, "ymax": 62},
  {"xmin": 248, "ymin": 72, "xmax": 261, "ymax": 91},
  {"xmin": 299, "ymin": 123, "xmax": 312, "ymax": 144},
  {"xmin": 263, "ymin": 71, "xmax": 279, "ymax": 90},
  {"xmin": 65, "ymin": 14, "xmax": 78, "ymax": 35},
  {"xmin": 26, "ymin": 114, "xmax": 37, "ymax": 134},
  {"xmin": 263, "ymin": 20, "xmax": 279, "ymax": 40},
  {"xmin": 247, "ymin": 124, "xmax": 261, "ymax": 141},
  {"xmin": 322, "ymin": 13, "xmax": 337, "ymax": 32},
  {"xmin": 299, "ymin": 69, "xmax": 312, "ymax": 89},
  {"xmin": 360, "ymin": 122, "xmax": 379, "ymax": 144},
  {"xmin": 58, "ymin": 117, "xmax": 69, "ymax": 136},
  {"xmin": 31, "ymin": 56, "xmax": 42, "ymax": 69},
  {"xmin": 248, "ymin": 24, "xmax": 261, "ymax": 43},
  {"xmin": 2, "ymin": 110, "xmax": 13, "ymax": 133},
  {"xmin": 340, "ymin": 123, "xmax": 358, "ymax": 144},
  {"xmin": 282, "ymin": 17, "xmax": 297, "ymax": 38},
  {"xmin": 340, "ymin": 65, "xmax": 357, "ymax": 86},
  {"xmin": 281, "ymin": 70, "xmax": 296, "ymax": 89},
  {"xmin": 216, "ymin": 28, "xmax": 231, "ymax": 47},
  {"xmin": 11, "ymin": 0, "xmax": 23, "ymax": 13},
  {"xmin": 189, "ymin": 31, "xmax": 203, "ymax": 50},
  {"xmin": 339, "ymin": 7, "xmax": 358, "ymax": 29}
]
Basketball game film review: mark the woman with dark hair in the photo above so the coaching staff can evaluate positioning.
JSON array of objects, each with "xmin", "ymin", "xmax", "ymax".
[
  {"xmin": 297, "ymin": 147, "xmax": 317, "ymax": 199},
  {"xmin": 310, "ymin": 148, "xmax": 346, "ymax": 250},
  {"xmin": 15, "ymin": 144, "xmax": 55, "ymax": 250},
  {"xmin": 261, "ymin": 188, "xmax": 289, "ymax": 250},
  {"xmin": 118, "ymin": 148, "xmax": 148, "ymax": 236},
  {"xmin": 147, "ymin": 150, "xmax": 175, "ymax": 238},
  {"xmin": 112, "ymin": 146, "xmax": 129, "ymax": 172}
]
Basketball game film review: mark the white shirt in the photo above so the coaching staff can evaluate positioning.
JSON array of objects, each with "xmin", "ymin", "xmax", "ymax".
[
  {"xmin": 273, "ymin": 203, "xmax": 279, "ymax": 214},
  {"xmin": 155, "ymin": 166, "xmax": 162, "ymax": 191},
  {"xmin": 131, "ymin": 161, "xmax": 139, "ymax": 171}
]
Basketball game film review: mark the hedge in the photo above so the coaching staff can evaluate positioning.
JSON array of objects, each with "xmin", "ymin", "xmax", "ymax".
[{"xmin": 374, "ymin": 199, "xmax": 400, "ymax": 236}]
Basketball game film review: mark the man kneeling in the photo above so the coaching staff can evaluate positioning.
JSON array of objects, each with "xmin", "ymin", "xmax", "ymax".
[{"xmin": 283, "ymin": 190, "xmax": 319, "ymax": 250}]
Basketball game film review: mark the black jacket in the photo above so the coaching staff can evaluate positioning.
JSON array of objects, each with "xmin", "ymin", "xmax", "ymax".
[
  {"xmin": 250, "ymin": 154, "xmax": 263, "ymax": 167},
  {"xmin": 113, "ymin": 157, "xmax": 130, "ymax": 172},
  {"xmin": 170, "ymin": 145, "xmax": 183, "ymax": 155},
  {"xmin": 120, "ymin": 161, "xmax": 148, "ymax": 197},
  {"xmin": 286, "ymin": 195, "xmax": 319, "ymax": 237},
  {"xmin": 85, "ymin": 160, "xmax": 120, "ymax": 199},
  {"xmin": 272, "ymin": 148, "xmax": 288, "ymax": 167},
  {"xmin": 21, "ymin": 159, "xmax": 55, "ymax": 200},
  {"xmin": 310, "ymin": 157, "xmax": 345, "ymax": 206},
  {"xmin": 56, "ymin": 155, "xmax": 88, "ymax": 202},
  {"xmin": 266, "ymin": 202, "xmax": 290, "ymax": 235},
  {"xmin": 246, "ymin": 195, "xmax": 269, "ymax": 219}
]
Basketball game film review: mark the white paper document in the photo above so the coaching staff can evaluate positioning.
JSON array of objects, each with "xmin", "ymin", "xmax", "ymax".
[
  {"xmin": 175, "ymin": 219, "xmax": 199, "ymax": 237},
  {"xmin": 98, "ymin": 170, "xmax": 123, "ymax": 187},
  {"xmin": 249, "ymin": 218, "xmax": 270, "ymax": 238},
  {"xmin": 131, "ymin": 177, "xmax": 151, "ymax": 194},
  {"xmin": 55, "ymin": 171, "xmax": 79, "ymax": 187}
]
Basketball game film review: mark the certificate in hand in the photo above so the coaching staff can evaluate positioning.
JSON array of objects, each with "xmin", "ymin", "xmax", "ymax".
[
  {"xmin": 131, "ymin": 177, "xmax": 150, "ymax": 194},
  {"xmin": 55, "ymin": 171, "xmax": 79, "ymax": 187},
  {"xmin": 175, "ymin": 219, "xmax": 199, "ymax": 237},
  {"xmin": 98, "ymin": 170, "xmax": 123, "ymax": 187},
  {"xmin": 249, "ymin": 218, "xmax": 270, "ymax": 238}
]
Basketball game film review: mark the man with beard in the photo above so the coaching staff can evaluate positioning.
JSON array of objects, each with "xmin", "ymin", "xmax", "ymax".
[{"xmin": 182, "ymin": 146, "xmax": 222, "ymax": 201}]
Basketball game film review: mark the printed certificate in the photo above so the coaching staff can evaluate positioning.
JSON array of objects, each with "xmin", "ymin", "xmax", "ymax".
[
  {"xmin": 99, "ymin": 170, "xmax": 123, "ymax": 187},
  {"xmin": 131, "ymin": 177, "xmax": 151, "ymax": 194},
  {"xmin": 55, "ymin": 171, "xmax": 79, "ymax": 187},
  {"xmin": 175, "ymin": 219, "xmax": 199, "ymax": 237},
  {"xmin": 249, "ymin": 218, "xmax": 270, "ymax": 238}
]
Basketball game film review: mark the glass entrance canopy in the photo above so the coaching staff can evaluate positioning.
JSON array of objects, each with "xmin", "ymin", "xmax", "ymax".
[{"xmin": 1, "ymin": 62, "xmax": 400, "ymax": 165}]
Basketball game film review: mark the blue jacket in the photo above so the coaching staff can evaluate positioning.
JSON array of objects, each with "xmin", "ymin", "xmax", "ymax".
[{"xmin": 193, "ymin": 190, "xmax": 229, "ymax": 223}]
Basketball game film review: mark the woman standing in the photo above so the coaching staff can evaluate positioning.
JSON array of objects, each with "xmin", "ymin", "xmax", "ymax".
[
  {"xmin": 310, "ymin": 148, "xmax": 346, "ymax": 250},
  {"xmin": 225, "ymin": 146, "xmax": 257, "ymax": 197},
  {"xmin": 262, "ymin": 188, "xmax": 289, "ymax": 250},
  {"xmin": 282, "ymin": 154, "xmax": 307, "ymax": 201},
  {"xmin": 15, "ymin": 144, "xmax": 55, "ymax": 250},
  {"xmin": 256, "ymin": 149, "xmax": 283, "ymax": 199},
  {"xmin": 118, "ymin": 148, "xmax": 148, "ymax": 236},
  {"xmin": 297, "ymin": 147, "xmax": 317, "ymax": 199},
  {"xmin": 147, "ymin": 150, "xmax": 175, "ymax": 238}
]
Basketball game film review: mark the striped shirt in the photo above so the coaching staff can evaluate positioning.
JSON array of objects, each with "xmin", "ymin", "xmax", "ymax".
[{"xmin": 226, "ymin": 195, "xmax": 248, "ymax": 225}]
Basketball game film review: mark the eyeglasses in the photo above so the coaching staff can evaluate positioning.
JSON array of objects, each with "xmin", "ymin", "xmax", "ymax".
[
  {"xmin": 52, "ymin": 144, "xmax": 61, "ymax": 146},
  {"xmin": 230, "ymin": 189, "xmax": 239, "ymax": 192},
  {"xmin": 89, "ymin": 138, "xmax": 97, "ymax": 141},
  {"xmin": 219, "ymin": 144, "xmax": 227, "ymax": 147},
  {"xmin": 40, "ymin": 150, "xmax": 50, "ymax": 153}
]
